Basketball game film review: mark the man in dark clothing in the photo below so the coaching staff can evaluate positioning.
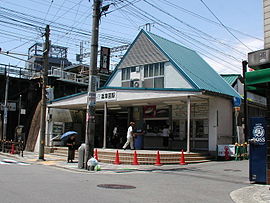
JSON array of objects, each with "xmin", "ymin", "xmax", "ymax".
[{"xmin": 66, "ymin": 135, "xmax": 76, "ymax": 163}]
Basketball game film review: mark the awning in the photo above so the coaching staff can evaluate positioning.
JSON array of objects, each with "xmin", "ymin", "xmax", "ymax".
[
  {"xmin": 245, "ymin": 68, "xmax": 270, "ymax": 96},
  {"xmin": 246, "ymin": 68, "xmax": 270, "ymax": 86}
]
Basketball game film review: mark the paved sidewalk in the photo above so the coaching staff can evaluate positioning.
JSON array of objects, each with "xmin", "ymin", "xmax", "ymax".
[
  {"xmin": 230, "ymin": 185, "xmax": 270, "ymax": 203},
  {"xmin": 0, "ymin": 151, "xmax": 197, "ymax": 173},
  {"xmin": 1, "ymin": 151, "xmax": 269, "ymax": 202}
]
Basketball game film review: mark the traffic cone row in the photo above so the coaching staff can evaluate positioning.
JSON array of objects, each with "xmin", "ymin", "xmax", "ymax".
[
  {"xmin": 94, "ymin": 148, "xmax": 99, "ymax": 161},
  {"xmin": 180, "ymin": 149, "xmax": 187, "ymax": 165},
  {"xmin": 114, "ymin": 150, "xmax": 121, "ymax": 164},
  {"xmin": 10, "ymin": 144, "xmax": 15, "ymax": 154},
  {"xmin": 111, "ymin": 149, "xmax": 188, "ymax": 165},
  {"xmin": 132, "ymin": 151, "xmax": 139, "ymax": 165},
  {"xmin": 155, "ymin": 151, "xmax": 162, "ymax": 166}
]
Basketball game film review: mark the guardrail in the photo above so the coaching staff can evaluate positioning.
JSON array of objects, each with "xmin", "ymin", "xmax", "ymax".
[
  {"xmin": 0, "ymin": 64, "xmax": 89, "ymax": 85},
  {"xmin": 48, "ymin": 67, "xmax": 88, "ymax": 85}
]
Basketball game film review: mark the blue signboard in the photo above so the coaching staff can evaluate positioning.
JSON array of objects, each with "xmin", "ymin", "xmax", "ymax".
[
  {"xmin": 249, "ymin": 117, "xmax": 267, "ymax": 183},
  {"xmin": 233, "ymin": 97, "xmax": 242, "ymax": 107}
]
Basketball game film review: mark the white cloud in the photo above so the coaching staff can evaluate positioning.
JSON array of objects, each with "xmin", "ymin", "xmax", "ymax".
[{"xmin": 203, "ymin": 38, "xmax": 264, "ymax": 75}]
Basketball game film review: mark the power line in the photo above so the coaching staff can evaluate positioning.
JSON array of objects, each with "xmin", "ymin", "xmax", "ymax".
[
  {"xmin": 199, "ymin": 0, "xmax": 253, "ymax": 51},
  {"xmin": 160, "ymin": 0, "xmax": 262, "ymax": 42}
]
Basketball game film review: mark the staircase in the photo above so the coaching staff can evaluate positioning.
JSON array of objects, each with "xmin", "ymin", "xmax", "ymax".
[
  {"xmin": 45, "ymin": 147, "xmax": 78, "ymax": 160},
  {"xmin": 45, "ymin": 147, "xmax": 214, "ymax": 165},
  {"xmin": 96, "ymin": 149, "xmax": 214, "ymax": 165}
]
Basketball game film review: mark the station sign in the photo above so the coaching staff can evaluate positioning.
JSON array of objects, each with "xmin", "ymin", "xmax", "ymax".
[{"xmin": 96, "ymin": 91, "xmax": 117, "ymax": 102}]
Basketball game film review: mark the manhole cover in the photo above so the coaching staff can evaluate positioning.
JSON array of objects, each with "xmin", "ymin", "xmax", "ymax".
[{"xmin": 97, "ymin": 184, "xmax": 136, "ymax": 189}]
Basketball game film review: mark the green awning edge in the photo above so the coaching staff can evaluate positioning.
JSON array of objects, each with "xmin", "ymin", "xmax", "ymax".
[{"xmin": 246, "ymin": 68, "xmax": 270, "ymax": 86}]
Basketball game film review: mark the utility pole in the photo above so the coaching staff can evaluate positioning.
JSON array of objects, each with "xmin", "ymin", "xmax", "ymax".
[
  {"xmin": 18, "ymin": 94, "xmax": 22, "ymax": 127},
  {"xmin": 3, "ymin": 70, "xmax": 9, "ymax": 140},
  {"xmin": 242, "ymin": 60, "xmax": 248, "ymax": 142},
  {"xmin": 84, "ymin": 0, "xmax": 102, "ymax": 168},
  {"xmin": 39, "ymin": 25, "xmax": 50, "ymax": 160}
]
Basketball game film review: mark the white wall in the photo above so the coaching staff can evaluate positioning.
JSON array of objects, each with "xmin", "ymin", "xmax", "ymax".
[
  {"xmin": 107, "ymin": 69, "xmax": 122, "ymax": 87},
  {"xmin": 164, "ymin": 62, "xmax": 192, "ymax": 88},
  {"xmin": 208, "ymin": 97, "xmax": 233, "ymax": 152},
  {"xmin": 108, "ymin": 62, "xmax": 193, "ymax": 89}
]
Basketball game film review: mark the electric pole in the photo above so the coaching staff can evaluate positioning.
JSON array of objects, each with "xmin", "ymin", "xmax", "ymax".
[
  {"xmin": 3, "ymin": 70, "xmax": 9, "ymax": 140},
  {"xmin": 242, "ymin": 60, "xmax": 248, "ymax": 142},
  {"xmin": 84, "ymin": 0, "xmax": 102, "ymax": 168},
  {"xmin": 39, "ymin": 25, "xmax": 50, "ymax": 160}
]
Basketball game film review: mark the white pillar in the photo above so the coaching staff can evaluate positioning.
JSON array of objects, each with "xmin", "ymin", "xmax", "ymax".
[
  {"xmin": 187, "ymin": 96, "xmax": 191, "ymax": 153},
  {"xmin": 103, "ymin": 102, "xmax": 107, "ymax": 148}
]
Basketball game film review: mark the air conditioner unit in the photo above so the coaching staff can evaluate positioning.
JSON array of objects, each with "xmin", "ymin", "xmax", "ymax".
[
  {"xmin": 130, "ymin": 80, "xmax": 143, "ymax": 88},
  {"xmin": 248, "ymin": 48, "xmax": 270, "ymax": 69},
  {"xmin": 130, "ymin": 71, "xmax": 140, "ymax": 80}
]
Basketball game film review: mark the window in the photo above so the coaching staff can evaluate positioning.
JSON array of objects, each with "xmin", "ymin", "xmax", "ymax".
[
  {"xmin": 143, "ymin": 62, "xmax": 165, "ymax": 88},
  {"xmin": 130, "ymin": 67, "xmax": 136, "ymax": 72},
  {"xmin": 160, "ymin": 62, "xmax": 164, "ymax": 75},
  {"xmin": 121, "ymin": 67, "xmax": 131, "ymax": 80},
  {"xmin": 144, "ymin": 62, "xmax": 164, "ymax": 78},
  {"xmin": 154, "ymin": 63, "xmax": 159, "ymax": 76},
  {"xmin": 122, "ymin": 68, "xmax": 126, "ymax": 80},
  {"xmin": 144, "ymin": 65, "xmax": 148, "ymax": 77},
  {"xmin": 149, "ymin": 64, "xmax": 154, "ymax": 77}
]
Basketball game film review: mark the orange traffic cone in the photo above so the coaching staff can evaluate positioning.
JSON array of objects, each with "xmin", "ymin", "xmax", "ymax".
[
  {"xmin": 155, "ymin": 151, "xmax": 162, "ymax": 166},
  {"xmin": 94, "ymin": 148, "xmax": 99, "ymax": 161},
  {"xmin": 132, "ymin": 151, "xmax": 139, "ymax": 165},
  {"xmin": 180, "ymin": 149, "xmax": 187, "ymax": 165},
  {"xmin": 10, "ymin": 144, "xmax": 15, "ymax": 154},
  {"xmin": 114, "ymin": 150, "xmax": 121, "ymax": 165}
]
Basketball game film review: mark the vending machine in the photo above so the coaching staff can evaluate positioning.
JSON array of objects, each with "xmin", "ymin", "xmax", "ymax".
[{"xmin": 249, "ymin": 117, "xmax": 267, "ymax": 183}]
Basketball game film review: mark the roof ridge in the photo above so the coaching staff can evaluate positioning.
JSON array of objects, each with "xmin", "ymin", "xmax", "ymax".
[{"xmin": 145, "ymin": 30, "xmax": 196, "ymax": 54}]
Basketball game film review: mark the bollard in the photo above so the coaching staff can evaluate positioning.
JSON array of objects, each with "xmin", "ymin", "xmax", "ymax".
[
  {"xmin": 235, "ymin": 143, "xmax": 240, "ymax": 161},
  {"xmin": 243, "ymin": 142, "xmax": 248, "ymax": 160},
  {"xmin": 78, "ymin": 144, "xmax": 86, "ymax": 169},
  {"xmin": 224, "ymin": 146, "xmax": 230, "ymax": 160}
]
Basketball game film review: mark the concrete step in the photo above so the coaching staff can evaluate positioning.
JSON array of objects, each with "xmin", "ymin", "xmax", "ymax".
[
  {"xmin": 94, "ymin": 149, "xmax": 213, "ymax": 165},
  {"xmin": 45, "ymin": 147, "xmax": 213, "ymax": 165}
]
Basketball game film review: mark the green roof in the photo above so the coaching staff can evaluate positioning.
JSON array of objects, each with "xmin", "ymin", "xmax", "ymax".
[
  {"xmin": 146, "ymin": 31, "xmax": 241, "ymax": 98},
  {"xmin": 220, "ymin": 74, "xmax": 241, "ymax": 86}
]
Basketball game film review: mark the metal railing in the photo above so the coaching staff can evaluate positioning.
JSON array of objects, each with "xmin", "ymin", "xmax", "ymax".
[
  {"xmin": 0, "ymin": 64, "xmax": 89, "ymax": 85},
  {"xmin": 48, "ymin": 67, "xmax": 88, "ymax": 85}
]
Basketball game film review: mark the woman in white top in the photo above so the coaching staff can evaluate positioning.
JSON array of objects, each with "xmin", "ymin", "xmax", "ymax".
[{"xmin": 162, "ymin": 125, "xmax": 170, "ymax": 147}]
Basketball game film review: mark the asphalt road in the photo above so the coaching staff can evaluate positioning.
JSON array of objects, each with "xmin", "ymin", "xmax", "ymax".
[{"xmin": 0, "ymin": 157, "xmax": 250, "ymax": 203}]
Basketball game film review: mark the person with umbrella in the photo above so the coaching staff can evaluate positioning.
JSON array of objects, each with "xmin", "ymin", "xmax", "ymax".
[{"xmin": 61, "ymin": 131, "xmax": 78, "ymax": 163}]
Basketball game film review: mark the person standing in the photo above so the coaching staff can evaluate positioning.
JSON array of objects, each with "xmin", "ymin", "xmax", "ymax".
[
  {"xmin": 162, "ymin": 125, "xmax": 170, "ymax": 148},
  {"xmin": 112, "ymin": 125, "xmax": 119, "ymax": 148},
  {"xmin": 66, "ymin": 135, "xmax": 76, "ymax": 163},
  {"xmin": 122, "ymin": 122, "xmax": 135, "ymax": 150}
]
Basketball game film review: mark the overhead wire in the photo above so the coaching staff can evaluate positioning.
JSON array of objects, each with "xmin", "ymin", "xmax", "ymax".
[
  {"xmin": 160, "ymin": 0, "xmax": 263, "ymax": 42},
  {"xmin": 199, "ymin": 0, "xmax": 253, "ymax": 52},
  {"xmin": 122, "ymin": 2, "xmax": 242, "ymax": 73}
]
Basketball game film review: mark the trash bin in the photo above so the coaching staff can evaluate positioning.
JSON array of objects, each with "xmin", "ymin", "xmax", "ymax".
[
  {"xmin": 134, "ymin": 135, "xmax": 143, "ymax": 150},
  {"xmin": 78, "ymin": 143, "xmax": 85, "ymax": 169}
]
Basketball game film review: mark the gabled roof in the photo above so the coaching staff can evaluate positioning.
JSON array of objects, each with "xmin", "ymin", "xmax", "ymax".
[
  {"xmin": 220, "ymin": 74, "xmax": 242, "ymax": 86},
  {"xmin": 106, "ymin": 30, "xmax": 241, "ymax": 98}
]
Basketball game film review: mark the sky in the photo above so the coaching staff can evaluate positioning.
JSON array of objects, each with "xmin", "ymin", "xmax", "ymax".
[{"xmin": 0, "ymin": 0, "xmax": 264, "ymax": 74}]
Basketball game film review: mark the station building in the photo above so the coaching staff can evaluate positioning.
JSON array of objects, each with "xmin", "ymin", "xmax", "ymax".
[{"xmin": 45, "ymin": 30, "xmax": 241, "ymax": 155}]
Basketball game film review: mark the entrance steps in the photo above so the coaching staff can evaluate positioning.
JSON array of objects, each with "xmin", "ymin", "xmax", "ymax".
[
  {"xmin": 96, "ymin": 149, "xmax": 213, "ymax": 165},
  {"xmin": 45, "ymin": 147, "xmax": 213, "ymax": 165},
  {"xmin": 45, "ymin": 147, "xmax": 78, "ymax": 159}
]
